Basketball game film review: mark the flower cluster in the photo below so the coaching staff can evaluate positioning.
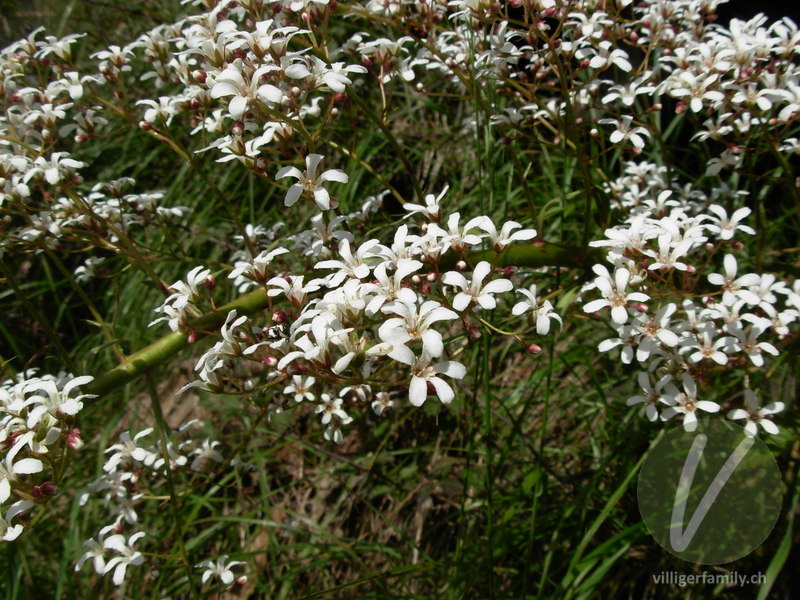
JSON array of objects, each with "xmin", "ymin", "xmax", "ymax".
[
  {"xmin": 583, "ymin": 167, "xmax": 797, "ymax": 434},
  {"xmin": 0, "ymin": 371, "xmax": 92, "ymax": 540},
  {"xmin": 76, "ymin": 421, "xmax": 245, "ymax": 585},
  {"xmin": 163, "ymin": 179, "xmax": 555, "ymax": 443}
]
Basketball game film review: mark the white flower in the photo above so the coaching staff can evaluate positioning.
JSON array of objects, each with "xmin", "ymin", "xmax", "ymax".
[
  {"xmin": 442, "ymin": 261, "xmax": 513, "ymax": 312},
  {"xmin": 626, "ymin": 372, "xmax": 672, "ymax": 422},
  {"xmin": 371, "ymin": 391, "xmax": 394, "ymax": 415},
  {"xmin": 660, "ymin": 374, "xmax": 720, "ymax": 432},
  {"xmin": 598, "ymin": 116, "xmax": 650, "ymax": 149},
  {"xmin": 511, "ymin": 284, "xmax": 562, "ymax": 335},
  {"xmin": 276, "ymin": 154, "xmax": 348, "ymax": 210},
  {"xmin": 196, "ymin": 555, "xmax": 246, "ymax": 586},
  {"xmin": 403, "ymin": 186, "xmax": 448, "ymax": 221},
  {"xmin": 378, "ymin": 300, "xmax": 459, "ymax": 362},
  {"xmin": 104, "ymin": 429, "xmax": 156, "ymax": 473},
  {"xmin": 583, "ymin": 265, "xmax": 649, "ymax": 325},
  {"xmin": 708, "ymin": 255, "xmax": 761, "ymax": 306},
  {"xmin": 478, "ymin": 219, "xmax": 537, "ymax": 251},
  {"xmin": 725, "ymin": 324, "xmax": 779, "ymax": 367},
  {"xmin": 408, "ymin": 353, "xmax": 466, "ymax": 406},
  {"xmin": 316, "ymin": 394, "xmax": 353, "ymax": 443},
  {"xmin": 705, "ymin": 205, "xmax": 755, "ymax": 240},
  {"xmin": 103, "ymin": 531, "xmax": 145, "ymax": 585},
  {"xmin": 727, "ymin": 390, "xmax": 784, "ymax": 437},
  {"xmin": 284, "ymin": 376, "xmax": 316, "ymax": 403}
]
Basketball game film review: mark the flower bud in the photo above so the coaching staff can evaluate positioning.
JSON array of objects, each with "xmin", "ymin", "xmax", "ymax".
[
  {"xmin": 66, "ymin": 428, "xmax": 84, "ymax": 450},
  {"xmin": 139, "ymin": 120, "xmax": 153, "ymax": 131},
  {"xmin": 503, "ymin": 266, "xmax": 517, "ymax": 277},
  {"xmin": 262, "ymin": 355, "xmax": 278, "ymax": 368},
  {"xmin": 272, "ymin": 310, "xmax": 287, "ymax": 324},
  {"xmin": 204, "ymin": 275, "xmax": 216, "ymax": 292},
  {"xmin": 39, "ymin": 482, "xmax": 58, "ymax": 496},
  {"xmin": 426, "ymin": 271, "xmax": 437, "ymax": 282},
  {"xmin": 455, "ymin": 260, "xmax": 468, "ymax": 271},
  {"xmin": 467, "ymin": 325, "xmax": 481, "ymax": 339},
  {"xmin": 527, "ymin": 343, "xmax": 542, "ymax": 355},
  {"xmin": 187, "ymin": 331, "xmax": 198, "ymax": 344}
]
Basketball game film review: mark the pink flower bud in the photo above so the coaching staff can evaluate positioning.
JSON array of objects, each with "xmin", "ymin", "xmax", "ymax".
[
  {"xmin": 467, "ymin": 325, "xmax": 481, "ymax": 339},
  {"xmin": 527, "ymin": 343, "xmax": 542, "ymax": 355},
  {"xmin": 272, "ymin": 311, "xmax": 287, "ymax": 324},
  {"xmin": 426, "ymin": 271, "xmax": 437, "ymax": 282},
  {"xmin": 456, "ymin": 260, "xmax": 468, "ymax": 271},
  {"xmin": 204, "ymin": 275, "xmax": 216, "ymax": 292},
  {"xmin": 187, "ymin": 331, "xmax": 198, "ymax": 344},
  {"xmin": 262, "ymin": 355, "xmax": 278, "ymax": 368},
  {"xmin": 66, "ymin": 428, "xmax": 84, "ymax": 450}
]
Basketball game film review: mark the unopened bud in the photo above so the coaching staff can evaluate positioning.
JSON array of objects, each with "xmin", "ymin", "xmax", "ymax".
[
  {"xmin": 66, "ymin": 428, "xmax": 84, "ymax": 450},
  {"xmin": 39, "ymin": 482, "xmax": 58, "ymax": 496},
  {"xmin": 272, "ymin": 310, "xmax": 287, "ymax": 324},
  {"xmin": 420, "ymin": 282, "xmax": 431, "ymax": 294},
  {"xmin": 204, "ymin": 275, "xmax": 216, "ymax": 291},
  {"xmin": 139, "ymin": 120, "xmax": 153, "ymax": 131},
  {"xmin": 503, "ymin": 266, "xmax": 517, "ymax": 277},
  {"xmin": 426, "ymin": 271, "xmax": 437, "ymax": 282},
  {"xmin": 527, "ymin": 343, "xmax": 542, "ymax": 355},
  {"xmin": 334, "ymin": 92, "xmax": 347, "ymax": 103},
  {"xmin": 467, "ymin": 325, "xmax": 481, "ymax": 339},
  {"xmin": 231, "ymin": 120, "xmax": 244, "ymax": 136},
  {"xmin": 455, "ymin": 260, "xmax": 468, "ymax": 271},
  {"xmin": 411, "ymin": 274, "xmax": 421, "ymax": 284},
  {"xmin": 187, "ymin": 331, "xmax": 198, "ymax": 344},
  {"xmin": 262, "ymin": 355, "xmax": 278, "ymax": 368}
]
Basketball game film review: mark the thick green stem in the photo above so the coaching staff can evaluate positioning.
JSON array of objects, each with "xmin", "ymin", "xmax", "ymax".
[{"xmin": 85, "ymin": 288, "xmax": 270, "ymax": 398}]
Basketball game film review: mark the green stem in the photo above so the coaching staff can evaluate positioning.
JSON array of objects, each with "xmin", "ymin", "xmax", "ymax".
[
  {"xmin": 85, "ymin": 288, "xmax": 270, "ymax": 398},
  {"xmin": 145, "ymin": 373, "xmax": 199, "ymax": 599}
]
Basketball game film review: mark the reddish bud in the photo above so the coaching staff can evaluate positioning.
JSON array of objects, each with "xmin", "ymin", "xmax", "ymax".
[
  {"xmin": 426, "ymin": 271, "xmax": 437, "ymax": 283},
  {"xmin": 467, "ymin": 325, "xmax": 481, "ymax": 339},
  {"xmin": 272, "ymin": 310, "xmax": 287, "ymax": 324},
  {"xmin": 66, "ymin": 428, "xmax": 84, "ymax": 450},
  {"xmin": 187, "ymin": 331, "xmax": 198, "ymax": 344},
  {"xmin": 262, "ymin": 355, "xmax": 278, "ymax": 368},
  {"xmin": 503, "ymin": 266, "xmax": 517, "ymax": 277},
  {"xmin": 420, "ymin": 282, "xmax": 431, "ymax": 294},
  {"xmin": 527, "ymin": 343, "xmax": 542, "ymax": 355},
  {"xmin": 39, "ymin": 482, "xmax": 58, "ymax": 496},
  {"xmin": 334, "ymin": 92, "xmax": 347, "ymax": 103},
  {"xmin": 455, "ymin": 260, "xmax": 468, "ymax": 271},
  {"xmin": 204, "ymin": 275, "xmax": 216, "ymax": 291},
  {"xmin": 139, "ymin": 120, "xmax": 153, "ymax": 131}
]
